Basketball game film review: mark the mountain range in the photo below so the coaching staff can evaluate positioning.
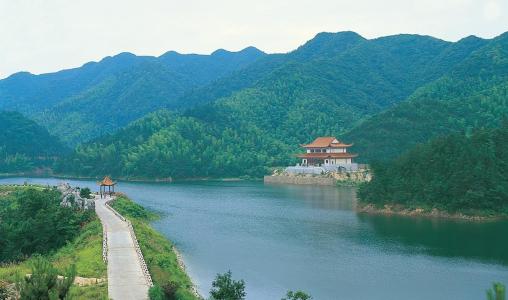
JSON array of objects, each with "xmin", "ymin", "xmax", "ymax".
[
  {"xmin": 0, "ymin": 47, "xmax": 265, "ymax": 145},
  {"xmin": 1, "ymin": 30, "xmax": 507, "ymax": 179}
]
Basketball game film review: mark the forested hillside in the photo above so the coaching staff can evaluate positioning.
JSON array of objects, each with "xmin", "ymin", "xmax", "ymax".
[
  {"xmin": 3, "ymin": 31, "xmax": 507, "ymax": 179},
  {"xmin": 0, "ymin": 111, "xmax": 65, "ymax": 173},
  {"xmin": 344, "ymin": 33, "xmax": 508, "ymax": 162},
  {"xmin": 54, "ymin": 32, "xmax": 501, "ymax": 179},
  {"xmin": 0, "ymin": 48, "xmax": 266, "ymax": 145},
  {"xmin": 358, "ymin": 122, "xmax": 508, "ymax": 214},
  {"xmin": 55, "ymin": 110, "xmax": 291, "ymax": 178}
]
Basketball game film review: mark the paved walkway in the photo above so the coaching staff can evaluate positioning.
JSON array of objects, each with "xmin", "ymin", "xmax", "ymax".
[{"xmin": 95, "ymin": 196, "xmax": 149, "ymax": 300}]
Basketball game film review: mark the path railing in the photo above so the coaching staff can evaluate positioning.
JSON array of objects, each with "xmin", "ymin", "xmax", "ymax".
[
  {"xmin": 127, "ymin": 220, "xmax": 153, "ymax": 287},
  {"xmin": 102, "ymin": 224, "xmax": 108, "ymax": 263},
  {"xmin": 104, "ymin": 197, "xmax": 154, "ymax": 287}
]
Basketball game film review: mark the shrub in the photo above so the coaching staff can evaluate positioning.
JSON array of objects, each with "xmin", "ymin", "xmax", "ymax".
[
  {"xmin": 487, "ymin": 282, "xmax": 506, "ymax": 300},
  {"xmin": 282, "ymin": 290, "xmax": 313, "ymax": 300},
  {"xmin": 79, "ymin": 188, "xmax": 92, "ymax": 199},
  {"xmin": 17, "ymin": 256, "xmax": 76, "ymax": 300},
  {"xmin": 162, "ymin": 282, "xmax": 179, "ymax": 300},
  {"xmin": 210, "ymin": 271, "xmax": 245, "ymax": 300},
  {"xmin": 149, "ymin": 285, "xmax": 164, "ymax": 300}
]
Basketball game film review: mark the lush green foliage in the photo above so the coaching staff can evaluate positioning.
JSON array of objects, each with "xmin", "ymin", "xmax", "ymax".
[
  {"xmin": 54, "ymin": 32, "xmax": 495, "ymax": 179},
  {"xmin": 79, "ymin": 187, "xmax": 91, "ymax": 199},
  {"xmin": 282, "ymin": 290, "xmax": 313, "ymax": 300},
  {"xmin": 358, "ymin": 124, "xmax": 508, "ymax": 214},
  {"xmin": 344, "ymin": 33, "xmax": 508, "ymax": 162},
  {"xmin": 3, "ymin": 31, "xmax": 508, "ymax": 180},
  {"xmin": 0, "ymin": 49, "xmax": 265, "ymax": 145},
  {"xmin": 17, "ymin": 256, "xmax": 76, "ymax": 300},
  {"xmin": 0, "ymin": 187, "xmax": 93, "ymax": 263},
  {"xmin": 148, "ymin": 282, "xmax": 179, "ymax": 300},
  {"xmin": 0, "ymin": 111, "xmax": 64, "ymax": 173},
  {"xmin": 0, "ymin": 218, "xmax": 107, "ymax": 299},
  {"xmin": 55, "ymin": 111, "xmax": 290, "ymax": 178},
  {"xmin": 487, "ymin": 282, "xmax": 506, "ymax": 300},
  {"xmin": 209, "ymin": 271, "xmax": 246, "ymax": 300},
  {"xmin": 111, "ymin": 196, "xmax": 198, "ymax": 300},
  {"xmin": 149, "ymin": 285, "xmax": 165, "ymax": 300}
]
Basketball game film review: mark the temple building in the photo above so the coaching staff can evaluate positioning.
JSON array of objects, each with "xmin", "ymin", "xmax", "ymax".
[{"xmin": 297, "ymin": 137, "xmax": 357, "ymax": 166}]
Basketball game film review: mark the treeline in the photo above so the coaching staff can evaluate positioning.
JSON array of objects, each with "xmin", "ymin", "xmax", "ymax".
[
  {"xmin": 358, "ymin": 122, "xmax": 508, "ymax": 214},
  {"xmin": 0, "ymin": 187, "xmax": 93, "ymax": 263},
  {"xmin": 55, "ymin": 111, "xmax": 294, "ymax": 179}
]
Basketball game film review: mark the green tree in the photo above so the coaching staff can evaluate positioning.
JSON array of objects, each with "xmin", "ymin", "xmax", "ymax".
[
  {"xmin": 17, "ymin": 256, "xmax": 76, "ymax": 300},
  {"xmin": 209, "ymin": 271, "xmax": 246, "ymax": 300},
  {"xmin": 0, "ymin": 188, "xmax": 93, "ymax": 263},
  {"xmin": 79, "ymin": 187, "xmax": 92, "ymax": 199},
  {"xmin": 487, "ymin": 283, "xmax": 506, "ymax": 300},
  {"xmin": 282, "ymin": 290, "xmax": 313, "ymax": 300}
]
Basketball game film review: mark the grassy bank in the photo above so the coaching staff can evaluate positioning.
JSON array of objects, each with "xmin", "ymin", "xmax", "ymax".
[
  {"xmin": 0, "ymin": 219, "xmax": 108, "ymax": 299},
  {"xmin": 0, "ymin": 185, "xmax": 108, "ymax": 299},
  {"xmin": 110, "ymin": 195, "xmax": 199, "ymax": 300}
]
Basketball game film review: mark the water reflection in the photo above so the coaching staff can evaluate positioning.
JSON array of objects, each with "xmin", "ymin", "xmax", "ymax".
[
  {"xmin": 264, "ymin": 183, "xmax": 357, "ymax": 211},
  {"xmin": 357, "ymin": 213, "xmax": 508, "ymax": 265},
  {"xmin": 1, "ymin": 177, "xmax": 507, "ymax": 299}
]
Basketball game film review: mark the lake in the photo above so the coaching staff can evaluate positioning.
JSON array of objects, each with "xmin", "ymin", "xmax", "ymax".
[{"xmin": 1, "ymin": 177, "xmax": 507, "ymax": 299}]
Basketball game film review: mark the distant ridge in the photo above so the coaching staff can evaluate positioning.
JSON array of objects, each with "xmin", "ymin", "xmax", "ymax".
[
  {"xmin": 53, "ymin": 30, "xmax": 508, "ymax": 179},
  {"xmin": 0, "ymin": 46, "xmax": 266, "ymax": 145}
]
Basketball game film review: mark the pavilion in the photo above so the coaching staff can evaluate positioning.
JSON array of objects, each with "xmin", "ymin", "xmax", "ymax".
[{"xmin": 98, "ymin": 176, "xmax": 116, "ymax": 198}]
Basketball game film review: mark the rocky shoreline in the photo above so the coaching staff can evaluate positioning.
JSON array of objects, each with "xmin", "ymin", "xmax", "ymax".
[
  {"xmin": 357, "ymin": 203, "xmax": 504, "ymax": 221},
  {"xmin": 265, "ymin": 169, "xmax": 371, "ymax": 186},
  {"xmin": 172, "ymin": 246, "xmax": 203, "ymax": 299}
]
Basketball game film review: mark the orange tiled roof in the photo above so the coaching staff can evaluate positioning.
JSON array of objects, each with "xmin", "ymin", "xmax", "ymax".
[
  {"xmin": 296, "ymin": 153, "xmax": 358, "ymax": 159},
  {"xmin": 301, "ymin": 137, "xmax": 352, "ymax": 148},
  {"xmin": 98, "ymin": 176, "xmax": 116, "ymax": 186}
]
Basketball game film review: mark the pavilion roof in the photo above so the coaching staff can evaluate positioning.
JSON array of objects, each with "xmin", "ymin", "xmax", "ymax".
[
  {"xmin": 301, "ymin": 137, "xmax": 352, "ymax": 148},
  {"xmin": 98, "ymin": 176, "xmax": 116, "ymax": 186}
]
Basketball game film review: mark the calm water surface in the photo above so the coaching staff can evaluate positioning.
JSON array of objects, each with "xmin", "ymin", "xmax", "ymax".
[{"xmin": 2, "ymin": 177, "xmax": 508, "ymax": 300}]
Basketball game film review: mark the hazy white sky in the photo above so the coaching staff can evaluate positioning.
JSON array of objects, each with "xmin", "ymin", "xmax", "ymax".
[{"xmin": 1, "ymin": 0, "xmax": 507, "ymax": 79}]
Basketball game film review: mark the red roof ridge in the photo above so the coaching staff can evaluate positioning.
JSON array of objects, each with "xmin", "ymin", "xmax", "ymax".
[{"xmin": 301, "ymin": 136, "xmax": 353, "ymax": 148}]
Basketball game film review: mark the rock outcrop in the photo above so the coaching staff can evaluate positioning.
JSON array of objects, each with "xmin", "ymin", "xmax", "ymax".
[{"xmin": 58, "ymin": 183, "xmax": 95, "ymax": 210}]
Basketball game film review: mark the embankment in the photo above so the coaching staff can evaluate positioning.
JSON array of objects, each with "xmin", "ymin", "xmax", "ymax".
[
  {"xmin": 264, "ymin": 169, "xmax": 371, "ymax": 186},
  {"xmin": 357, "ymin": 203, "xmax": 507, "ymax": 221},
  {"xmin": 109, "ymin": 195, "xmax": 201, "ymax": 300}
]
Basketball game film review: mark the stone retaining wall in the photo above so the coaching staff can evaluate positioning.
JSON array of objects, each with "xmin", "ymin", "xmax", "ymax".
[
  {"xmin": 264, "ymin": 175, "xmax": 337, "ymax": 186},
  {"xmin": 264, "ymin": 169, "xmax": 371, "ymax": 186}
]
